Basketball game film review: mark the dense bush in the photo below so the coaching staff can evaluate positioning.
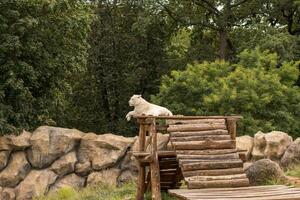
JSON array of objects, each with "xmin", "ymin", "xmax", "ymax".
[
  {"xmin": 152, "ymin": 49, "xmax": 300, "ymax": 137},
  {"xmin": 0, "ymin": 0, "xmax": 92, "ymax": 134}
]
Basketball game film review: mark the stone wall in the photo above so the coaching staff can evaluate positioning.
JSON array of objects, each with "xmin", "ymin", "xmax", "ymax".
[
  {"xmin": 0, "ymin": 126, "xmax": 299, "ymax": 200},
  {"xmin": 0, "ymin": 126, "xmax": 140, "ymax": 200}
]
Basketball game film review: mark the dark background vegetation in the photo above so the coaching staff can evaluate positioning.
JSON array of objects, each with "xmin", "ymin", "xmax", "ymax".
[{"xmin": 0, "ymin": 0, "xmax": 299, "ymax": 137}]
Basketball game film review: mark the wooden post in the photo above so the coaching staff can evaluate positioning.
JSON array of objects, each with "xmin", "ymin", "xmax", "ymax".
[
  {"xmin": 149, "ymin": 118, "xmax": 162, "ymax": 200},
  {"xmin": 226, "ymin": 118, "xmax": 237, "ymax": 148},
  {"xmin": 136, "ymin": 119, "xmax": 146, "ymax": 200}
]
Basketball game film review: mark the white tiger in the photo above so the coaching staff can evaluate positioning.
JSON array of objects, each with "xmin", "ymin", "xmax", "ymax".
[{"xmin": 126, "ymin": 95, "xmax": 173, "ymax": 121}]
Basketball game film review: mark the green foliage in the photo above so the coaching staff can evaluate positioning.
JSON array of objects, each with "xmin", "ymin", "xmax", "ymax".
[
  {"xmin": 70, "ymin": 0, "xmax": 172, "ymax": 135},
  {"xmin": 0, "ymin": 0, "xmax": 92, "ymax": 134},
  {"xmin": 152, "ymin": 49, "xmax": 300, "ymax": 137},
  {"xmin": 286, "ymin": 165, "xmax": 300, "ymax": 178},
  {"xmin": 36, "ymin": 182, "xmax": 177, "ymax": 200}
]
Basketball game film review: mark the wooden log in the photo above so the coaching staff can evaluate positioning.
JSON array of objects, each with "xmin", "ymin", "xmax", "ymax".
[
  {"xmin": 136, "ymin": 120, "xmax": 146, "ymax": 200},
  {"xmin": 166, "ymin": 118, "xmax": 225, "ymax": 125},
  {"xmin": 187, "ymin": 178, "xmax": 250, "ymax": 189},
  {"xmin": 181, "ymin": 160, "xmax": 243, "ymax": 171},
  {"xmin": 172, "ymin": 140, "xmax": 235, "ymax": 150},
  {"xmin": 149, "ymin": 118, "xmax": 161, "ymax": 200},
  {"xmin": 135, "ymin": 115, "xmax": 242, "ymax": 120},
  {"xmin": 168, "ymin": 123, "xmax": 227, "ymax": 132},
  {"xmin": 179, "ymin": 159, "xmax": 241, "ymax": 165},
  {"xmin": 157, "ymin": 151, "xmax": 176, "ymax": 157},
  {"xmin": 186, "ymin": 174, "xmax": 247, "ymax": 181},
  {"xmin": 170, "ymin": 130, "xmax": 228, "ymax": 137},
  {"xmin": 171, "ymin": 135, "xmax": 231, "ymax": 142},
  {"xmin": 175, "ymin": 149, "xmax": 237, "ymax": 155},
  {"xmin": 177, "ymin": 153, "xmax": 239, "ymax": 160},
  {"xmin": 182, "ymin": 167, "xmax": 244, "ymax": 177}
]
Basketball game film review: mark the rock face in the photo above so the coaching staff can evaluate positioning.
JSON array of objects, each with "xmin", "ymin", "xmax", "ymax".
[
  {"xmin": 50, "ymin": 151, "xmax": 77, "ymax": 177},
  {"xmin": 146, "ymin": 133, "xmax": 169, "ymax": 152},
  {"xmin": 281, "ymin": 138, "xmax": 300, "ymax": 168},
  {"xmin": 87, "ymin": 168, "xmax": 120, "ymax": 186},
  {"xmin": 0, "ymin": 151, "xmax": 11, "ymax": 171},
  {"xmin": 245, "ymin": 159, "xmax": 287, "ymax": 185},
  {"xmin": 1, "ymin": 188, "xmax": 16, "ymax": 200},
  {"xmin": 237, "ymin": 135, "xmax": 254, "ymax": 161},
  {"xmin": 27, "ymin": 126, "xmax": 83, "ymax": 168},
  {"xmin": 251, "ymin": 131, "xmax": 292, "ymax": 161},
  {"xmin": 50, "ymin": 173, "xmax": 85, "ymax": 192},
  {"xmin": 75, "ymin": 162, "xmax": 92, "ymax": 176},
  {"xmin": 8, "ymin": 130, "xmax": 31, "ymax": 150},
  {"xmin": 0, "ymin": 137, "xmax": 11, "ymax": 151},
  {"xmin": 78, "ymin": 133, "xmax": 134, "ymax": 170},
  {"xmin": 252, "ymin": 131, "xmax": 266, "ymax": 161},
  {"xmin": 16, "ymin": 169, "xmax": 57, "ymax": 200},
  {"xmin": 264, "ymin": 131, "xmax": 292, "ymax": 161},
  {"xmin": 0, "ymin": 152, "xmax": 31, "ymax": 187}
]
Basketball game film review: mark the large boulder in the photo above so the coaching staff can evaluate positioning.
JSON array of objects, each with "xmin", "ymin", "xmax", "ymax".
[
  {"xmin": 0, "ymin": 152, "xmax": 31, "ymax": 187},
  {"xmin": 146, "ymin": 133, "xmax": 169, "ymax": 152},
  {"xmin": 118, "ymin": 169, "xmax": 137, "ymax": 185},
  {"xmin": 264, "ymin": 131, "xmax": 292, "ymax": 161},
  {"xmin": 16, "ymin": 169, "xmax": 57, "ymax": 200},
  {"xmin": 281, "ymin": 138, "xmax": 300, "ymax": 168},
  {"xmin": 7, "ymin": 130, "xmax": 31, "ymax": 150},
  {"xmin": 251, "ymin": 131, "xmax": 266, "ymax": 161},
  {"xmin": 1, "ymin": 188, "xmax": 16, "ymax": 200},
  {"xmin": 50, "ymin": 151, "xmax": 77, "ymax": 177},
  {"xmin": 49, "ymin": 174, "xmax": 85, "ymax": 192},
  {"xmin": 245, "ymin": 159, "xmax": 287, "ymax": 185},
  {"xmin": 87, "ymin": 168, "xmax": 120, "ymax": 186},
  {"xmin": 0, "ymin": 151, "xmax": 11, "ymax": 171},
  {"xmin": 78, "ymin": 133, "xmax": 134, "ymax": 170},
  {"xmin": 0, "ymin": 137, "xmax": 11, "ymax": 151},
  {"xmin": 237, "ymin": 135, "xmax": 254, "ymax": 161},
  {"xmin": 0, "ymin": 130, "xmax": 31, "ymax": 151},
  {"xmin": 27, "ymin": 126, "xmax": 83, "ymax": 168},
  {"xmin": 75, "ymin": 162, "xmax": 92, "ymax": 176}
]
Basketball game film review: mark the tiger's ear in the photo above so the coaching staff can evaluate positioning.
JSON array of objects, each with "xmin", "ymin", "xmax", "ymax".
[{"xmin": 137, "ymin": 94, "xmax": 142, "ymax": 98}]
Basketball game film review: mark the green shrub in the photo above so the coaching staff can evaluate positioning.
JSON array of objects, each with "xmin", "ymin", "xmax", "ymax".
[{"xmin": 152, "ymin": 49, "xmax": 300, "ymax": 137}]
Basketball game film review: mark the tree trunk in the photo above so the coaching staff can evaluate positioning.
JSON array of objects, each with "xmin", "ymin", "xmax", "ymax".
[{"xmin": 219, "ymin": 29, "xmax": 228, "ymax": 60}]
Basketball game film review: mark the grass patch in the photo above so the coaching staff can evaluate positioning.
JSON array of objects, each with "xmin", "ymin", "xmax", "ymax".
[
  {"xmin": 285, "ymin": 165, "xmax": 300, "ymax": 178},
  {"xmin": 36, "ymin": 182, "xmax": 177, "ymax": 200}
]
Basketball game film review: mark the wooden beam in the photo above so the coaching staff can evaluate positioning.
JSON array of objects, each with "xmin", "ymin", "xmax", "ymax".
[
  {"xmin": 182, "ymin": 167, "xmax": 244, "ymax": 177},
  {"xmin": 168, "ymin": 123, "xmax": 227, "ymax": 132},
  {"xmin": 226, "ymin": 118, "xmax": 237, "ymax": 148},
  {"xmin": 149, "ymin": 118, "xmax": 162, "ymax": 200},
  {"xmin": 181, "ymin": 160, "xmax": 243, "ymax": 171},
  {"xmin": 172, "ymin": 140, "xmax": 235, "ymax": 150},
  {"xmin": 170, "ymin": 130, "xmax": 228, "ymax": 137},
  {"xmin": 135, "ymin": 115, "xmax": 243, "ymax": 120},
  {"xmin": 136, "ymin": 120, "xmax": 146, "ymax": 200}
]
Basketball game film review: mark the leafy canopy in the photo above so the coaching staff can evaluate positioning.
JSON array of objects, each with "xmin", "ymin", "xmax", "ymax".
[{"xmin": 152, "ymin": 49, "xmax": 300, "ymax": 137}]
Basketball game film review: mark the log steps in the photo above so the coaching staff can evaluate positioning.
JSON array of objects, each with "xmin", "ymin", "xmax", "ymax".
[{"xmin": 167, "ymin": 118, "xmax": 250, "ymax": 189}]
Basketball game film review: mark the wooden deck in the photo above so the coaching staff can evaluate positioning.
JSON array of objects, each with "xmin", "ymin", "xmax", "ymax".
[{"xmin": 169, "ymin": 185, "xmax": 300, "ymax": 200}]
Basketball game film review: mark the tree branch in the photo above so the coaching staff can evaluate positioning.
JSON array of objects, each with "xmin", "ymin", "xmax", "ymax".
[
  {"xmin": 230, "ymin": 0, "xmax": 249, "ymax": 8},
  {"xmin": 282, "ymin": 9, "xmax": 300, "ymax": 35},
  {"xmin": 156, "ymin": 0, "xmax": 218, "ymax": 30},
  {"xmin": 193, "ymin": 0, "xmax": 220, "ymax": 15}
]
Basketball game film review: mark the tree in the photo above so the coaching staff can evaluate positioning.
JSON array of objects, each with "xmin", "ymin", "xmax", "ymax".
[
  {"xmin": 0, "ymin": 0, "xmax": 92, "ymax": 134},
  {"xmin": 157, "ymin": 0, "xmax": 267, "ymax": 60},
  {"xmin": 152, "ymin": 49, "xmax": 300, "ymax": 137},
  {"xmin": 71, "ymin": 0, "xmax": 171, "ymax": 135}
]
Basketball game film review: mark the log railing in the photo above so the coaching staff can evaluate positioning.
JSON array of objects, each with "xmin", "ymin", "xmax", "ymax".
[{"xmin": 133, "ymin": 115, "xmax": 241, "ymax": 200}]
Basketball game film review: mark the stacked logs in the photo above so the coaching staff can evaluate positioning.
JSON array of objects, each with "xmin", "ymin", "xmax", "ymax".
[{"xmin": 167, "ymin": 118, "xmax": 250, "ymax": 189}]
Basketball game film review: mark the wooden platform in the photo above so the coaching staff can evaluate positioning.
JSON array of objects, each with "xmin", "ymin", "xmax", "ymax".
[{"xmin": 169, "ymin": 185, "xmax": 300, "ymax": 200}]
